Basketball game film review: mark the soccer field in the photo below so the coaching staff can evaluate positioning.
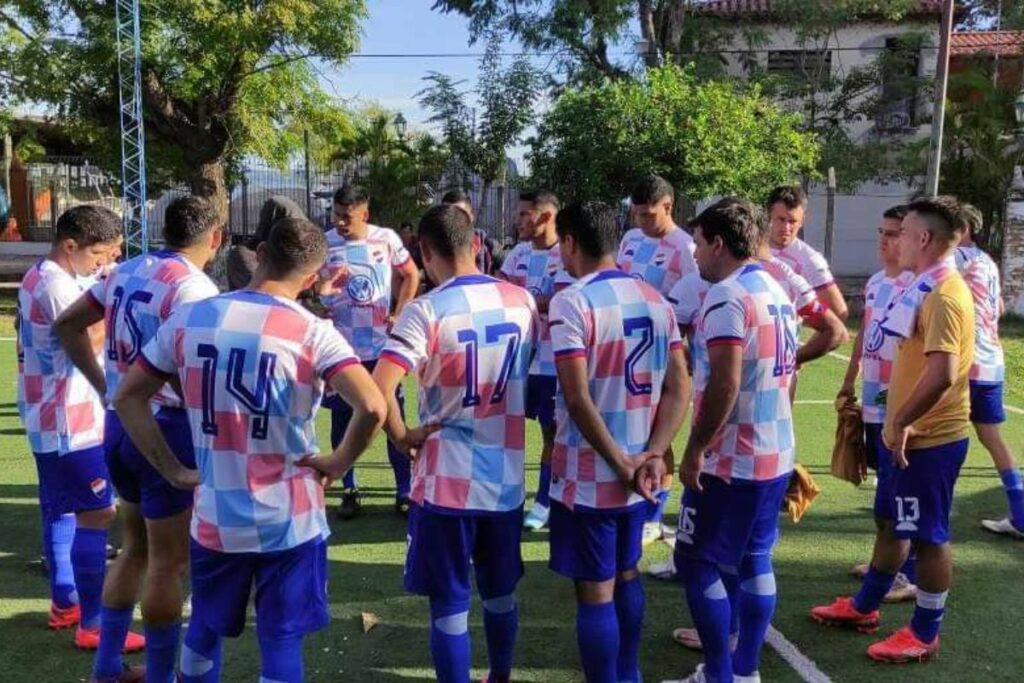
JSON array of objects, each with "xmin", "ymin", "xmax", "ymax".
[{"xmin": 0, "ymin": 327, "xmax": 1022, "ymax": 682}]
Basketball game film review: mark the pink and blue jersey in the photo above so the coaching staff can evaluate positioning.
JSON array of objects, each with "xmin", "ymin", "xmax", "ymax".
[
  {"xmin": 860, "ymin": 270, "xmax": 913, "ymax": 423},
  {"xmin": 955, "ymin": 245, "xmax": 1004, "ymax": 384},
  {"xmin": 139, "ymin": 290, "xmax": 359, "ymax": 553},
  {"xmin": 499, "ymin": 241, "xmax": 573, "ymax": 376},
  {"xmin": 771, "ymin": 238, "xmax": 835, "ymax": 292},
  {"xmin": 87, "ymin": 250, "xmax": 219, "ymax": 407},
  {"xmin": 696, "ymin": 264, "xmax": 796, "ymax": 483},
  {"xmin": 617, "ymin": 226, "xmax": 697, "ymax": 298},
  {"xmin": 760, "ymin": 257, "xmax": 820, "ymax": 318},
  {"xmin": 380, "ymin": 274, "xmax": 539, "ymax": 514},
  {"xmin": 321, "ymin": 225, "xmax": 411, "ymax": 361},
  {"xmin": 549, "ymin": 270, "xmax": 682, "ymax": 510},
  {"xmin": 17, "ymin": 259, "xmax": 106, "ymax": 455}
]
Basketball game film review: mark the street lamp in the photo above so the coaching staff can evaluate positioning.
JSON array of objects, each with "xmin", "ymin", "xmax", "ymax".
[
  {"xmin": 1015, "ymin": 92, "xmax": 1024, "ymax": 135},
  {"xmin": 394, "ymin": 113, "xmax": 408, "ymax": 141}
]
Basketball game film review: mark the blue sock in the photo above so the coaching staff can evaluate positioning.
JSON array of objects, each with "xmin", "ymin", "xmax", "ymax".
[
  {"xmin": 91, "ymin": 606, "xmax": 133, "ymax": 679},
  {"xmin": 145, "ymin": 622, "xmax": 182, "ymax": 683},
  {"xmin": 387, "ymin": 441, "xmax": 411, "ymax": 500},
  {"xmin": 614, "ymin": 577, "xmax": 645, "ymax": 682},
  {"xmin": 180, "ymin": 620, "xmax": 223, "ymax": 683},
  {"xmin": 258, "ymin": 634, "xmax": 304, "ymax": 683},
  {"xmin": 342, "ymin": 468, "xmax": 357, "ymax": 490},
  {"xmin": 482, "ymin": 594, "xmax": 518, "ymax": 680},
  {"xmin": 536, "ymin": 463, "xmax": 552, "ymax": 508},
  {"xmin": 901, "ymin": 552, "xmax": 917, "ymax": 585},
  {"xmin": 429, "ymin": 598, "xmax": 471, "ymax": 683},
  {"xmin": 719, "ymin": 564, "xmax": 740, "ymax": 637},
  {"xmin": 733, "ymin": 554, "xmax": 776, "ymax": 677},
  {"xmin": 71, "ymin": 527, "xmax": 107, "ymax": 629},
  {"xmin": 576, "ymin": 601, "xmax": 618, "ymax": 683},
  {"xmin": 910, "ymin": 590, "xmax": 947, "ymax": 643},
  {"xmin": 646, "ymin": 489, "xmax": 669, "ymax": 523},
  {"xmin": 679, "ymin": 557, "xmax": 732, "ymax": 683},
  {"xmin": 853, "ymin": 568, "xmax": 896, "ymax": 614},
  {"xmin": 999, "ymin": 468, "xmax": 1024, "ymax": 530},
  {"xmin": 46, "ymin": 513, "xmax": 78, "ymax": 608}
]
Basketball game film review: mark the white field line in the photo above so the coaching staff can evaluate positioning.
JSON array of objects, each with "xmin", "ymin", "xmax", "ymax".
[{"xmin": 765, "ymin": 626, "xmax": 834, "ymax": 683}]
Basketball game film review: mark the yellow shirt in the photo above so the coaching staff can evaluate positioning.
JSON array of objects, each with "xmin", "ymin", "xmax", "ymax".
[{"xmin": 883, "ymin": 274, "xmax": 975, "ymax": 450}]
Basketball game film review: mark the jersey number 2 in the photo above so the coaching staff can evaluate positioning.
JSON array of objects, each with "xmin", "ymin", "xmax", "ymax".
[
  {"xmin": 198, "ymin": 344, "xmax": 278, "ymax": 440},
  {"xmin": 624, "ymin": 316, "xmax": 654, "ymax": 396}
]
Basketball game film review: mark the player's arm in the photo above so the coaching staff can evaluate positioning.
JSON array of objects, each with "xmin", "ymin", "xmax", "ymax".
[
  {"xmin": 371, "ymin": 359, "xmax": 438, "ymax": 458},
  {"xmin": 637, "ymin": 347, "xmax": 690, "ymax": 499},
  {"xmin": 818, "ymin": 283, "xmax": 849, "ymax": 320},
  {"xmin": 681, "ymin": 342, "xmax": 742, "ymax": 492},
  {"xmin": 887, "ymin": 351, "xmax": 957, "ymax": 468},
  {"xmin": 53, "ymin": 294, "xmax": 107, "ymax": 398},
  {"xmin": 308, "ymin": 364, "xmax": 387, "ymax": 478},
  {"xmin": 838, "ymin": 322, "xmax": 865, "ymax": 398},
  {"xmin": 796, "ymin": 307, "xmax": 847, "ymax": 367},
  {"xmin": 392, "ymin": 259, "xmax": 420, "ymax": 319}
]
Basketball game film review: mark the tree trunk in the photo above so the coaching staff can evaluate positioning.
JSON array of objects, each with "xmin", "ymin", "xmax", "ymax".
[{"xmin": 188, "ymin": 159, "xmax": 230, "ymax": 225}]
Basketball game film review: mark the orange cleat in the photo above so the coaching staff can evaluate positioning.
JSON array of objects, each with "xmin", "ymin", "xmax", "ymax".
[
  {"xmin": 48, "ymin": 602, "xmax": 81, "ymax": 630},
  {"xmin": 867, "ymin": 626, "xmax": 939, "ymax": 663},
  {"xmin": 75, "ymin": 626, "xmax": 146, "ymax": 653},
  {"xmin": 90, "ymin": 664, "xmax": 146, "ymax": 683},
  {"xmin": 809, "ymin": 596, "xmax": 880, "ymax": 633}
]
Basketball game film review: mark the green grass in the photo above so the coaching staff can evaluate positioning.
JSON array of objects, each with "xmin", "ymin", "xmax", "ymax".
[{"xmin": 0, "ymin": 323, "xmax": 1022, "ymax": 681}]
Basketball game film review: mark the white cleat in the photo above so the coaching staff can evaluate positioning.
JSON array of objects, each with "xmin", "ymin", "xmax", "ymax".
[
  {"xmin": 981, "ymin": 517, "xmax": 1024, "ymax": 540},
  {"xmin": 662, "ymin": 663, "xmax": 708, "ymax": 683},
  {"xmin": 647, "ymin": 556, "xmax": 677, "ymax": 581},
  {"xmin": 642, "ymin": 521, "xmax": 664, "ymax": 547},
  {"xmin": 523, "ymin": 502, "xmax": 550, "ymax": 531}
]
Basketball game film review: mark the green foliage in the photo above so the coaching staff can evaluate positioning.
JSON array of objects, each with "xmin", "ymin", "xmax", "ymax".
[{"xmin": 527, "ymin": 65, "xmax": 819, "ymax": 204}]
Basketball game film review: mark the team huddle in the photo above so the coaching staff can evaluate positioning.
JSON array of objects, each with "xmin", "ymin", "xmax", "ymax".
[{"xmin": 15, "ymin": 173, "xmax": 1022, "ymax": 683}]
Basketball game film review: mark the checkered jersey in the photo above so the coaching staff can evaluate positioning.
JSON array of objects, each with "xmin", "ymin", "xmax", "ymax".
[
  {"xmin": 499, "ymin": 241, "xmax": 573, "ymax": 376},
  {"xmin": 771, "ymin": 238, "xmax": 834, "ymax": 291},
  {"xmin": 955, "ymin": 246, "xmax": 1004, "ymax": 383},
  {"xmin": 760, "ymin": 257, "xmax": 819, "ymax": 317},
  {"xmin": 861, "ymin": 270, "xmax": 913, "ymax": 423},
  {"xmin": 87, "ymin": 250, "xmax": 219, "ymax": 408},
  {"xmin": 549, "ymin": 270, "xmax": 683, "ymax": 510},
  {"xmin": 139, "ymin": 290, "xmax": 359, "ymax": 553},
  {"xmin": 17, "ymin": 259, "xmax": 105, "ymax": 454},
  {"xmin": 321, "ymin": 225, "xmax": 411, "ymax": 361},
  {"xmin": 380, "ymin": 274, "xmax": 539, "ymax": 515},
  {"xmin": 696, "ymin": 264, "xmax": 796, "ymax": 483},
  {"xmin": 617, "ymin": 226, "xmax": 697, "ymax": 298}
]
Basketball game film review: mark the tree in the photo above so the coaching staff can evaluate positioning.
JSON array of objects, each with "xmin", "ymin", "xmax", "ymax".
[
  {"xmin": 0, "ymin": 0, "xmax": 365, "ymax": 217},
  {"xmin": 527, "ymin": 64, "xmax": 819, "ymax": 205}
]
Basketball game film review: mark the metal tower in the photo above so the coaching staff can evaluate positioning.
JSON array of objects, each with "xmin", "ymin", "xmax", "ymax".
[{"xmin": 115, "ymin": 0, "xmax": 148, "ymax": 255}]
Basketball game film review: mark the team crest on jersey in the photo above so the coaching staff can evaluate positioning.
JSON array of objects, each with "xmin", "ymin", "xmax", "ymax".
[
  {"xmin": 623, "ymin": 248, "xmax": 636, "ymax": 258},
  {"xmin": 865, "ymin": 320, "xmax": 886, "ymax": 354},
  {"xmin": 528, "ymin": 286, "xmax": 543, "ymax": 297},
  {"xmin": 372, "ymin": 250, "xmax": 385, "ymax": 264},
  {"xmin": 516, "ymin": 263, "xmax": 529, "ymax": 271},
  {"xmin": 347, "ymin": 274, "xmax": 374, "ymax": 303},
  {"xmin": 653, "ymin": 253, "xmax": 667, "ymax": 266},
  {"xmin": 90, "ymin": 478, "xmax": 108, "ymax": 498}
]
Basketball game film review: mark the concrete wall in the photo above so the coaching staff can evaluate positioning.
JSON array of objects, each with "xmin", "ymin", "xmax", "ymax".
[{"xmin": 1004, "ymin": 193, "xmax": 1024, "ymax": 316}]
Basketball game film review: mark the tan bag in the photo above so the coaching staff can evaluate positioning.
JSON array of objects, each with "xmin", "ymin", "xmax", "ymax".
[
  {"xmin": 784, "ymin": 463, "xmax": 821, "ymax": 523},
  {"xmin": 831, "ymin": 394, "xmax": 868, "ymax": 486}
]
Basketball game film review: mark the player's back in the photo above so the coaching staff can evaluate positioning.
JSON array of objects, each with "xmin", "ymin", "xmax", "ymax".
[
  {"xmin": 955, "ymin": 245, "xmax": 1003, "ymax": 382},
  {"xmin": 382, "ymin": 274, "xmax": 539, "ymax": 512},
  {"xmin": 761, "ymin": 256, "xmax": 816, "ymax": 314}
]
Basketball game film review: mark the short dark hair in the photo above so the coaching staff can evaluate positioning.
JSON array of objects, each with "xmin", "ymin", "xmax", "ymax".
[
  {"xmin": 163, "ymin": 196, "xmax": 219, "ymax": 248},
  {"xmin": 555, "ymin": 201, "xmax": 619, "ymax": 260},
  {"xmin": 54, "ymin": 204, "xmax": 122, "ymax": 247},
  {"xmin": 767, "ymin": 185, "xmax": 808, "ymax": 211},
  {"xmin": 695, "ymin": 197, "xmax": 762, "ymax": 260},
  {"xmin": 399, "ymin": 221, "xmax": 414, "ymax": 231},
  {"xmin": 333, "ymin": 184, "xmax": 369, "ymax": 207},
  {"xmin": 906, "ymin": 196, "xmax": 962, "ymax": 242},
  {"xmin": 958, "ymin": 202, "xmax": 983, "ymax": 238},
  {"xmin": 519, "ymin": 190, "xmax": 560, "ymax": 211},
  {"xmin": 418, "ymin": 204, "xmax": 473, "ymax": 260},
  {"xmin": 441, "ymin": 189, "xmax": 472, "ymax": 207},
  {"xmin": 630, "ymin": 174, "xmax": 674, "ymax": 206},
  {"xmin": 882, "ymin": 204, "xmax": 909, "ymax": 222},
  {"xmin": 263, "ymin": 217, "xmax": 328, "ymax": 277}
]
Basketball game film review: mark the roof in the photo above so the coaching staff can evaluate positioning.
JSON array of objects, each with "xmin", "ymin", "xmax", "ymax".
[
  {"xmin": 951, "ymin": 31, "xmax": 1024, "ymax": 57},
  {"xmin": 690, "ymin": 1, "xmax": 945, "ymax": 19}
]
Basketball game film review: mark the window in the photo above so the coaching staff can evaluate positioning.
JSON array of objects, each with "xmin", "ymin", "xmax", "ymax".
[
  {"xmin": 767, "ymin": 50, "xmax": 833, "ymax": 79},
  {"xmin": 877, "ymin": 37, "xmax": 923, "ymax": 133}
]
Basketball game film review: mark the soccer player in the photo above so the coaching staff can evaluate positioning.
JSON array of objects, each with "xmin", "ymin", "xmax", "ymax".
[
  {"xmin": 672, "ymin": 198, "xmax": 797, "ymax": 683},
  {"xmin": 498, "ymin": 190, "xmax": 571, "ymax": 530},
  {"xmin": 371, "ymin": 204, "xmax": 539, "ymax": 683},
  {"xmin": 549, "ymin": 201, "xmax": 689, "ymax": 683},
  {"xmin": 115, "ymin": 217, "xmax": 386, "ymax": 683},
  {"xmin": 56, "ymin": 196, "xmax": 223, "ymax": 682},
  {"xmin": 320, "ymin": 184, "xmax": 420, "ymax": 519},
  {"xmin": 839, "ymin": 206, "xmax": 918, "ymax": 603},
  {"xmin": 16, "ymin": 205, "xmax": 141, "ymax": 650},
  {"xmin": 767, "ymin": 185, "xmax": 849, "ymax": 320},
  {"xmin": 955, "ymin": 204, "xmax": 1024, "ymax": 539},
  {"xmin": 811, "ymin": 196, "xmax": 974, "ymax": 664},
  {"xmin": 441, "ymin": 189, "xmax": 498, "ymax": 275},
  {"xmin": 617, "ymin": 173, "xmax": 698, "ymax": 543}
]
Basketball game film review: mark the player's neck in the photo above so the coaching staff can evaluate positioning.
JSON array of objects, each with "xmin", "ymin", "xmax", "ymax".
[
  {"xmin": 339, "ymin": 224, "xmax": 369, "ymax": 241},
  {"xmin": 643, "ymin": 221, "xmax": 675, "ymax": 239},
  {"xmin": 915, "ymin": 247, "xmax": 954, "ymax": 275},
  {"xmin": 531, "ymin": 227, "xmax": 557, "ymax": 250},
  {"xmin": 883, "ymin": 264, "xmax": 903, "ymax": 278},
  {"xmin": 769, "ymin": 237, "xmax": 792, "ymax": 250},
  {"xmin": 960, "ymin": 236, "xmax": 975, "ymax": 248},
  {"xmin": 174, "ymin": 244, "xmax": 211, "ymax": 270},
  {"xmin": 46, "ymin": 248, "xmax": 74, "ymax": 275},
  {"xmin": 575, "ymin": 256, "xmax": 618, "ymax": 279},
  {"xmin": 432, "ymin": 256, "xmax": 480, "ymax": 284}
]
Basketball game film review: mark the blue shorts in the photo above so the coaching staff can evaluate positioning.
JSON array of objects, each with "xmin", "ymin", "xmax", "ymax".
[
  {"xmin": 34, "ymin": 446, "xmax": 114, "ymax": 517},
  {"xmin": 324, "ymin": 359, "xmax": 405, "ymax": 446},
  {"xmin": 405, "ymin": 504, "xmax": 524, "ymax": 602},
  {"xmin": 868, "ymin": 424, "xmax": 895, "ymax": 519},
  {"xmin": 673, "ymin": 474, "xmax": 788, "ymax": 568},
  {"xmin": 549, "ymin": 501, "xmax": 648, "ymax": 582},
  {"xmin": 105, "ymin": 408, "xmax": 196, "ymax": 519},
  {"xmin": 525, "ymin": 374, "xmax": 557, "ymax": 429},
  {"xmin": 190, "ymin": 537, "xmax": 329, "ymax": 640},
  {"xmin": 880, "ymin": 438, "xmax": 968, "ymax": 544},
  {"xmin": 969, "ymin": 381, "xmax": 1006, "ymax": 425}
]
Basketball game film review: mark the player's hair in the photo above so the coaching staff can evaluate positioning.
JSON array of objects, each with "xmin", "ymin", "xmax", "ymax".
[
  {"xmin": 54, "ymin": 204, "xmax": 122, "ymax": 247},
  {"xmin": 418, "ymin": 204, "xmax": 473, "ymax": 259},
  {"xmin": 958, "ymin": 202, "xmax": 983, "ymax": 238},
  {"xmin": 399, "ymin": 221, "xmax": 414, "ymax": 231},
  {"xmin": 163, "ymin": 195, "xmax": 220, "ymax": 248},
  {"xmin": 333, "ymin": 184, "xmax": 369, "ymax": 207},
  {"xmin": 263, "ymin": 217, "xmax": 328, "ymax": 277},
  {"xmin": 907, "ymin": 196, "xmax": 962, "ymax": 243},
  {"xmin": 882, "ymin": 204, "xmax": 908, "ymax": 221},
  {"xmin": 767, "ymin": 185, "xmax": 808, "ymax": 211},
  {"xmin": 630, "ymin": 174, "xmax": 674, "ymax": 206},
  {"xmin": 555, "ymin": 201, "xmax": 619, "ymax": 259},
  {"xmin": 694, "ymin": 197, "xmax": 762, "ymax": 260},
  {"xmin": 519, "ymin": 189, "xmax": 560, "ymax": 211},
  {"xmin": 441, "ymin": 189, "xmax": 472, "ymax": 207}
]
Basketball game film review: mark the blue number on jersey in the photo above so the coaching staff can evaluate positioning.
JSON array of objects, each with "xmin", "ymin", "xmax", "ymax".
[
  {"xmin": 623, "ymin": 315, "xmax": 655, "ymax": 396},
  {"xmin": 766, "ymin": 304, "xmax": 797, "ymax": 377},
  {"xmin": 197, "ymin": 344, "xmax": 278, "ymax": 440},
  {"xmin": 107, "ymin": 286, "xmax": 154, "ymax": 363},
  {"xmin": 458, "ymin": 323, "xmax": 523, "ymax": 407}
]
